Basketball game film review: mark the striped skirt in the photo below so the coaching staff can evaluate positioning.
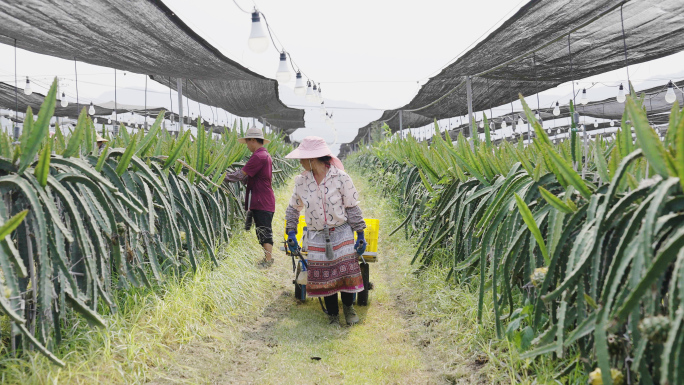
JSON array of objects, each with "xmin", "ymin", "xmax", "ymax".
[{"xmin": 306, "ymin": 223, "xmax": 364, "ymax": 297}]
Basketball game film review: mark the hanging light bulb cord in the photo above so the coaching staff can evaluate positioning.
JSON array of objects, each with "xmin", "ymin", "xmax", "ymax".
[
  {"xmin": 231, "ymin": 0, "xmax": 311, "ymax": 83},
  {"xmin": 231, "ymin": 0, "xmax": 251, "ymax": 14}
]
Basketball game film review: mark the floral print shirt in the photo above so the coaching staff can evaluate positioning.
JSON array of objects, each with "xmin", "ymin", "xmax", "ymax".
[{"xmin": 288, "ymin": 166, "xmax": 361, "ymax": 231}]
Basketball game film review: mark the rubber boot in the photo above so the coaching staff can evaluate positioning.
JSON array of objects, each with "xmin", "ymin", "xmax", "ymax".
[
  {"xmin": 328, "ymin": 314, "xmax": 340, "ymax": 326},
  {"xmin": 343, "ymin": 304, "xmax": 359, "ymax": 325}
]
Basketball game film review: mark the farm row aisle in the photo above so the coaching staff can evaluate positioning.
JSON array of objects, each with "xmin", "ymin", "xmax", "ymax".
[{"xmin": 142, "ymin": 167, "xmax": 524, "ymax": 384}]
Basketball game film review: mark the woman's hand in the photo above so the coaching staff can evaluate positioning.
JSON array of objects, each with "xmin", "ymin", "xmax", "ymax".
[
  {"xmin": 287, "ymin": 230, "xmax": 299, "ymax": 253},
  {"xmin": 354, "ymin": 231, "xmax": 366, "ymax": 255}
]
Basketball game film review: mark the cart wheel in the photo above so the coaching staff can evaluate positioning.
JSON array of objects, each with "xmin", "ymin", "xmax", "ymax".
[
  {"xmin": 357, "ymin": 262, "xmax": 370, "ymax": 306},
  {"xmin": 294, "ymin": 264, "xmax": 306, "ymax": 301}
]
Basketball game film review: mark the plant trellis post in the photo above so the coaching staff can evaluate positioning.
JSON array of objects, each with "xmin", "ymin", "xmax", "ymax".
[
  {"xmin": 466, "ymin": 75, "xmax": 474, "ymax": 138},
  {"xmin": 177, "ymin": 78, "xmax": 184, "ymax": 130}
]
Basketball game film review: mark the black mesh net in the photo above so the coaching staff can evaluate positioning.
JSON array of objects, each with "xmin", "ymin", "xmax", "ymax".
[
  {"xmin": 0, "ymin": 81, "xmax": 238, "ymax": 134},
  {"xmin": 349, "ymin": 0, "xmax": 684, "ymax": 145},
  {"xmin": 339, "ymin": 79, "xmax": 684, "ymax": 158},
  {"xmin": 150, "ymin": 76, "xmax": 303, "ymax": 132},
  {"xmin": 0, "ymin": 0, "xmax": 304, "ymax": 132}
]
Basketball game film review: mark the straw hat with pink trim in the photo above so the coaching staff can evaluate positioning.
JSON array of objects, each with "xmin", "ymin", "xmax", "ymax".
[{"xmin": 285, "ymin": 136, "xmax": 344, "ymax": 171}]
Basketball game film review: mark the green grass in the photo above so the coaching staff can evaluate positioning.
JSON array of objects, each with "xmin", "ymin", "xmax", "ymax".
[
  {"xmin": 346, "ymin": 166, "xmax": 587, "ymax": 385},
  {"xmin": 0, "ymin": 216, "xmax": 273, "ymax": 384},
  {"xmin": 1, "ymin": 165, "xmax": 587, "ymax": 384}
]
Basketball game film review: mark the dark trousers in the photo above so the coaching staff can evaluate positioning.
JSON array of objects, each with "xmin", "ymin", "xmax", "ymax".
[
  {"xmin": 324, "ymin": 292, "xmax": 354, "ymax": 316},
  {"xmin": 251, "ymin": 209, "xmax": 274, "ymax": 245}
]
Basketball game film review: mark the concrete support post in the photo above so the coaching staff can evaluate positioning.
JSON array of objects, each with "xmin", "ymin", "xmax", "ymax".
[
  {"xmin": 466, "ymin": 75, "xmax": 474, "ymax": 138},
  {"xmin": 399, "ymin": 110, "xmax": 403, "ymax": 138},
  {"xmin": 177, "ymin": 78, "xmax": 184, "ymax": 130}
]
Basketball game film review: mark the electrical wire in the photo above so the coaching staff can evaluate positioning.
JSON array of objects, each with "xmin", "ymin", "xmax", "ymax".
[{"xmin": 231, "ymin": 0, "xmax": 252, "ymax": 14}]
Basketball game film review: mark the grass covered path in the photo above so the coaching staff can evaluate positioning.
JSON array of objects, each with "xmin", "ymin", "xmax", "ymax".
[
  {"xmin": 150, "ymin": 168, "xmax": 512, "ymax": 384},
  {"xmin": 5, "ymin": 167, "xmax": 539, "ymax": 384},
  {"xmin": 152, "ymin": 170, "xmax": 435, "ymax": 384}
]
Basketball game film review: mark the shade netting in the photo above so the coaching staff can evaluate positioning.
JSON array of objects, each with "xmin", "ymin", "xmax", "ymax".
[
  {"xmin": 0, "ymin": 0, "xmax": 304, "ymax": 132},
  {"xmin": 350, "ymin": 0, "xmax": 684, "ymax": 145}
]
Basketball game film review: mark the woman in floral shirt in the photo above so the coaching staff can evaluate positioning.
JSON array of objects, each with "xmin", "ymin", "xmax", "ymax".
[{"xmin": 285, "ymin": 136, "xmax": 367, "ymax": 326}]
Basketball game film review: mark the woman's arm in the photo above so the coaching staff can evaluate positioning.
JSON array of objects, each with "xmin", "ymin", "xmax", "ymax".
[
  {"xmin": 286, "ymin": 181, "xmax": 305, "ymax": 233},
  {"xmin": 339, "ymin": 173, "xmax": 366, "ymax": 231},
  {"xmin": 345, "ymin": 206, "xmax": 366, "ymax": 232},
  {"xmin": 285, "ymin": 205, "xmax": 300, "ymax": 234}
]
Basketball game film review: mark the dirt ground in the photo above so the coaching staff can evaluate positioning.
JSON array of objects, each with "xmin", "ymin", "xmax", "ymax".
[{"xmin": 148, "ymin": 172, "xmax": 485, "ymax": 385}]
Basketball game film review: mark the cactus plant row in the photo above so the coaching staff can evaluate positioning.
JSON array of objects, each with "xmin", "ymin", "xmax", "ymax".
[
  {"xmin": 0, "ymin": 78, "xmax": 298, "ymax": 366},
  {"xmin": 350, "ymin": 87, "xmax": 684, "ymax": 384}
]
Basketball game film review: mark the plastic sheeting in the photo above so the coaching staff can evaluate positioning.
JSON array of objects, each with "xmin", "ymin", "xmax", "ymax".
[
  {"xmin": 350, "ymin": 0, "xmax": 684, "ymax": 144},
  {"xmin": 0, "ymin": 0, "xmax": 304, "ymax": 132}
]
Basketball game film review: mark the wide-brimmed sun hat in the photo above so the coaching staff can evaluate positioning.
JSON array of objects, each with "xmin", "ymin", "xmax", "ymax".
[
  {"xmin": 96, "ymin": 134, "xmax": 109, "ymax": 143},
  {"xmin": 238, "ymin": 127, "xmax": 271, "ymax": 144},
  {"xmin": 285, "ymin": 136, "xmax": 344, "ymax": 170}
]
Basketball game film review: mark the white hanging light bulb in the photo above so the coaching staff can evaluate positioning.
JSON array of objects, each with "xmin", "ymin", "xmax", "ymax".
[
  {"xmin": 305, "ymin": 81, "xmax": 316, "ymax": 102},
  {"xmin": 276, "ymin": 52, "xmax": 291, "ymax": 82},
  {"xmin": 108, "ymin": 117, "xmax": 112, "ymax": 124},
  {"xmin": 479, "ymin": 120, "xmax": 484, "ymax": 129},
  {"xmin": 24, "ymin": 77, "xmax": 32, "ymax": 96},
  {"xmin": 517, "ymin": 115, "xmax": 524, "ymax": 127},
  {"xmin": 88, "ymin": 102, "xmax": 95, "ymax": 115},
  {"xmin": 665, "ymin": 81, "xmax": 677, "ymax": 104},
  {"xmin": 60, "ymin": 92, "xmax": 68, "ymax": 108},
  {"xmin": 616, "ymin": 83, "xmax": 626, "ymax": 103},
  {"xmin": 294, "ymin": 72, "xmax": 306, "ymax": 96},
  {"xmin": 594, "ymin": 120, "xmax": 598, "ymax": 128},
  {"xmin": 501, "ymin": 119, "xmax": 507, "ymax": 129},
  {"xmin": 553, "ymin": 102, "xmax": 560, "ymax": 116},
  {"xmin": 580, "ymin": 88, "xmax": 589, "ymax": 105},
  {"xmin": 489, "ymin": 121, "xmax": 495, "ymax": 130},
  {"xmin": 556, "ymin": 128, "xmax": 561, "ymax": 135},
  {"xmin": 310, "ymin": 84, "xmax": 319, "ymax": 102},
  {"xmin": 247, "ymin": 11, "xmax": 269, "ymax": 53},
  {"xmin": 534, "ymin": 110, "xmax": 540, "ymax": 120},
  {"xmin": 610, "ymin": 120, "xmax": 615, "ymax": 127},
  {"xmin": 94, "ymin": 118, "xmax": 98, "ymax": 124},
  {"xmin": 317, "ymin": 84, "xmax": 323, "ymax": 102}
]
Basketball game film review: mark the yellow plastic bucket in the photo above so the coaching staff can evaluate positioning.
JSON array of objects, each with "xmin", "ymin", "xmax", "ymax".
[{"xmin": 355, "ymin": 218, "xmax": 379, "ymax": 254}]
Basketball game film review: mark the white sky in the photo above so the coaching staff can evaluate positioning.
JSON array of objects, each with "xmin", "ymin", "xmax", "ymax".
[{"xmin": 0, "ymin": 0, "xmax": 683, "ymax": 154}]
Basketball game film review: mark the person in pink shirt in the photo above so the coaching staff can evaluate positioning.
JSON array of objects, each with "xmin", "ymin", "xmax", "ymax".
[
  {"xmin": 284, "ymin": 136, "xmax": 367, "ymax": 326},
  {"xmin": 224, "ymin": 127, "xmax": 276, "ymax": 267}
]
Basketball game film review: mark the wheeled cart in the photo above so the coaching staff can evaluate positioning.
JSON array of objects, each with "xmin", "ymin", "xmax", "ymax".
[{"xmin": 283, "ymin": 217, "xmax": 379, "ymax": 306}]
